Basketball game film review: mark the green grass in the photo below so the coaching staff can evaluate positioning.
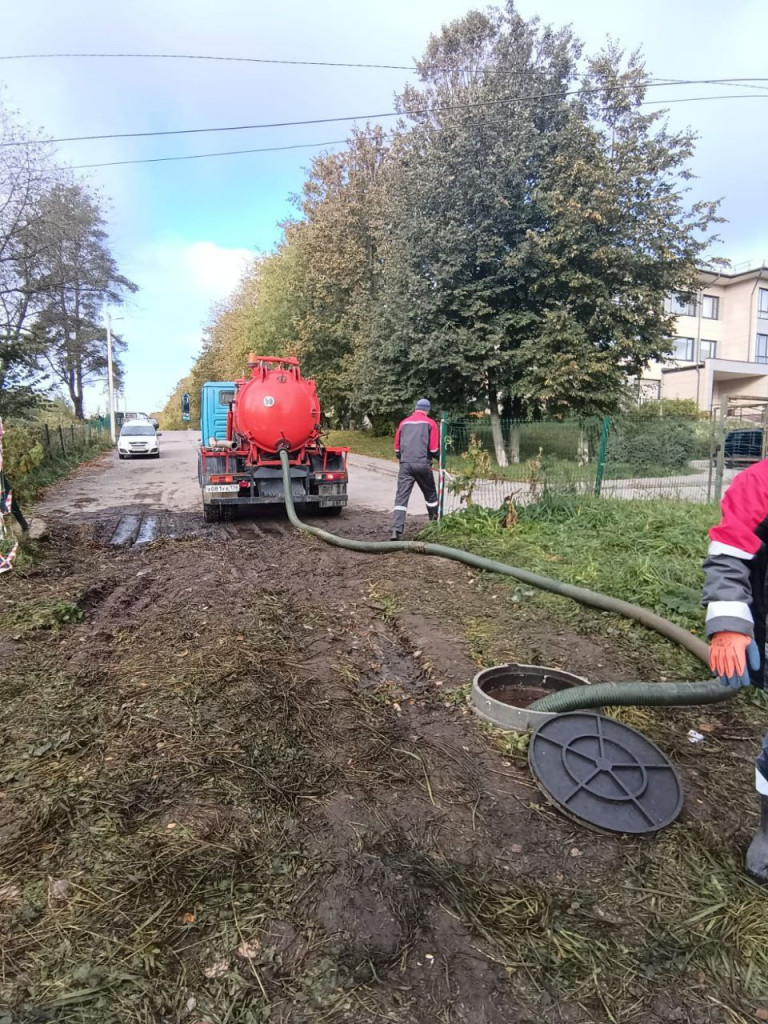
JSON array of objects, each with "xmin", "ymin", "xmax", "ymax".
[
  {"xmin": 423, "ymin": 496, "xmax": 719, "ymax": 635},
  {"xmin": 323, "ymin": 430, "xmax": 397, "ymax": 461}
]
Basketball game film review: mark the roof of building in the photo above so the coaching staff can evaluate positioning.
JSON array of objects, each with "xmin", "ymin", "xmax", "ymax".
[{"xmin": 697, "ymin": 264, "xmax": 768, "ymax": 286}]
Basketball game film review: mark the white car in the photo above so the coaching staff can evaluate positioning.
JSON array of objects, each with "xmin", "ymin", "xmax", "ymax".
[{"xmin": 118, "ymin": 420, "xmax": 161, "ymax": 459}]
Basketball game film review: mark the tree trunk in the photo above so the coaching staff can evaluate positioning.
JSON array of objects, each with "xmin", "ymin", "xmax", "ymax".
[
  {"xmin": 487, "ymin": 377, "xmax": 508, "ymax": 467},
  {"xmin": 75, "ymin": 363, "xmax": 85, "ymax": 419},
  {"xmin": 577, "ymin": 427, "xmax": 589, "ymax": 466},
  {"xmin": 508, "ymin": 425, "xmax": 521, "ymax": 464}
]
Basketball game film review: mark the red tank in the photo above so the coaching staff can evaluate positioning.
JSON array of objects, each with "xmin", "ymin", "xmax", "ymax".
[{"xmin": 231, "ymin": 354, "xmax": 320, "ymax": 456}]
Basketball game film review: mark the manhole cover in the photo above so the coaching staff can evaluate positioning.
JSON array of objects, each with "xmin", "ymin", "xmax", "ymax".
[{"xmin": 529, "ymin": 712, "xmax": 682, "ymax": 835}]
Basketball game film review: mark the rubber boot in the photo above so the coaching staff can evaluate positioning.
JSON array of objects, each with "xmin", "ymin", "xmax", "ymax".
[
  {"xmin": 746, "ymin": 736, "xmax": 768, "ymax": 882},
  {"xmin": 746, "ymin": 794, "xmax": 768, "ymax": 882},
  {"xmin": 389, "ymin": 530, "xmax": 401, "ymax": 542}
]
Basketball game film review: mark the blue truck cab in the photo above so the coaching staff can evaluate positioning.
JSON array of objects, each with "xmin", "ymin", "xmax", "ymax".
[{"xmin": 200, "ymin": 381, "xmax": 236, "ymax": 444}]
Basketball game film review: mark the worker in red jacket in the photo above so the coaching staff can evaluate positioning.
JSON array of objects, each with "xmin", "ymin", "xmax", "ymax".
[
  {"xmin": 703, "ymin": 459, "xmax": 768, "ymax": 879},
  {"xmin": 703, "ymin": 462, "xmax": 767, "ymax": 689},
  {"xmin": 390, "ymin": 399, "xmax": 440, "ymax": 540}
]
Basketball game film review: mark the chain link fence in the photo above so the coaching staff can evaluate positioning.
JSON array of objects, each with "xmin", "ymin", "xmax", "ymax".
[{"xmin": 438, "ymin": 415, "xmax": 724, "ymax": 513}]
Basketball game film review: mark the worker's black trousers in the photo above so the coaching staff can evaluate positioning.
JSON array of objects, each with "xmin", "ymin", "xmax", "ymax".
[{"xmin": 391, "ymin": 463, "xmax": 439, "ymax": 535}]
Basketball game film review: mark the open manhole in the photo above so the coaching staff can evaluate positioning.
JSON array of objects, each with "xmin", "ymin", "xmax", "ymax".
[
  {"xmin": 471, "ymin": 663, "xmax": 594, "ymax": 732},
  {"xmin": 529, "ymin": 712, "xmax": 683, "ymax": 835}
]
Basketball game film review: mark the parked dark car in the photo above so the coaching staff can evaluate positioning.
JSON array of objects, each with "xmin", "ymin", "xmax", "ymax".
[{"xmin": 724, "ymin": 428, "xmax": 765, "ymax": 468}]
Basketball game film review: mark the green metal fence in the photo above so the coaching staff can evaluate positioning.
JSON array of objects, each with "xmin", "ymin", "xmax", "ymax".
[{"xmin": 438, "ymin": 414, "xmax": 721, "ymax": 513}]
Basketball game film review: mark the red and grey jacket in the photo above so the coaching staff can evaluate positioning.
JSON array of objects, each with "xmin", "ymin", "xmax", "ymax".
[
  {"xmin": 703, "ymin": 461, "xmax": 768, "ymax": 657},
  {"xmin": 394, "ymin": 411, "xmax": 439, "ymax": 466}
]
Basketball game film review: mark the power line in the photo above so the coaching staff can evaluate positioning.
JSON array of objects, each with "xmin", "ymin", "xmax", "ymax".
[
  {"xmin": 0, "ymin": 51, "xmax": 420, "ymax": 71},
  {"xmin": 4, "ymin": 111, "xmax": 402, "ymax": 146},
  {"xmin": 5, "ymin": 77, "xmax": 768, "ymax": 149},
  {"xmin": 2, "ymin": 53, "xmax": 767, "ymax": 95},
  {"xmin": 69, "ymin": 138, "xmax": 349, "ymax": 169},
  {"xmin": 643, "ymin": 93, "xmax": 768, "ymax": 105},
  {"xmin": 68, "ymin": 91, "xmax": 768, "ymax": 170}
]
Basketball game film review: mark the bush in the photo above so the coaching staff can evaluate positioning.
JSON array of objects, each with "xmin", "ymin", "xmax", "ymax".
[
  {"xmin": 630, "ymin": 399, "xmax": 701, "ymax": 421},
  {"xmin": 607, "ymin": 417, "xmax": 697, "ymax": 473},
  {"xmin": 2, "ymin": 422, "xmax": 112, "ymax": 505},
  {"xmin": 2, "ymin": 426, "xmax": 45, "ymax": 478}
]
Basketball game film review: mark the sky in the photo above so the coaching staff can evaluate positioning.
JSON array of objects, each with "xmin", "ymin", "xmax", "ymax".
[{"xmin": 1, "ymin": 0, "xmax": 767, "ymax": 415}]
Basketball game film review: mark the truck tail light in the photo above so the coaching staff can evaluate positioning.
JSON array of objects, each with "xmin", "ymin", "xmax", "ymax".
[
  {"xmin": 316, "ymin": 471, "xmax": 346, "ymax": 481},
  {"xmin": 210, "ymin": 474, "xmax": 234, "ymax": 484}
]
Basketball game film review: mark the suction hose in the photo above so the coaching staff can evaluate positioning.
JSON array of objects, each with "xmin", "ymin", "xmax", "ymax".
[{"xmin": 279, "ymin": 451, "xmax": 731, "ymax": 711}]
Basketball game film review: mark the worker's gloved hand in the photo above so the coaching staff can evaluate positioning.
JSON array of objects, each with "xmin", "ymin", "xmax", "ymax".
[{"xmin": 709, "ymin": 631, "xmax": 761, "ymax": 689}]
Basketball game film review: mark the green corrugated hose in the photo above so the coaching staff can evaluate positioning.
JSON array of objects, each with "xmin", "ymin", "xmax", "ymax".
[{"xmin": 280, "ymin": 451, "xmax": 732, "ymax": 712}]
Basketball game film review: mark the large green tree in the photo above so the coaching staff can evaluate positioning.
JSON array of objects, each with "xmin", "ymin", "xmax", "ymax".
[
  {"xmin": 32, "ymin": 184, "xmax": 137, "ymax": 419},
  {"xmin": 361, "ymin": 3, "xmax": 719, "ymax": 459},
  {"xmin": 286, "ymin": 125, "xmax": 389, "ymax": 424}
]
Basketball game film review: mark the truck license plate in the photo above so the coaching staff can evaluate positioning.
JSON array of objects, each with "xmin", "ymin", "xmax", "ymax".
[{"xmin": 205, "ymin": 484, "xmax": 239, "ymax": 494}]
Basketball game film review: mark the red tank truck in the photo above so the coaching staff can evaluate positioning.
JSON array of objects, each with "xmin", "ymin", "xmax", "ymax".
[{"xmin": 197, "ymin": 354, "xmax": 348, "ymax": 523}]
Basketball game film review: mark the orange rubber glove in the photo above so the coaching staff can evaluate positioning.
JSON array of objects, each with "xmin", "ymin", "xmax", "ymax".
[{"xmin": 709, "ymin": 631, "xmax": 761, "ymax": 689}]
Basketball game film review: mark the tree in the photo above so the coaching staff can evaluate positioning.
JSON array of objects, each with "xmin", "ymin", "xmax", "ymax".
[
  {"xmin": 361, "ymin": 5, "xmax": 582, "ymax": 460},
  {"xmin": 362, "ymin": 3, "xmax": 719, "ymax": 462},
  {"xmin": 32, "ymin": 184, "xmax": 137, "ymax": 419},
  {"xmin": 0, "ymin": 101, "xmax": 59, "ymax": 416},
  {"xmin": 509, "ymin": 44, "xmax": 722, "ymax": 418},
  {"xmin": 287, "ymin": 126, "xmax": 389, "ymax": 423}
]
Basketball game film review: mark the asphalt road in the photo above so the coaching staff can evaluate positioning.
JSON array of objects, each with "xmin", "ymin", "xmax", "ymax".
[{"xmin": 35, "ymin": 430, "xmax": 428, "ymax": 519}]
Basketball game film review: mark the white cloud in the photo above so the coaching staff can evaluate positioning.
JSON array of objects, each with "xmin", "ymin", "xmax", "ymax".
[
  {"xmin": 183, "ymin": 241, "xmax": 253, "ymax": 297},
  {"xmin": 103, "ymin": 238, "xmax": 255, "ymax": 412}
]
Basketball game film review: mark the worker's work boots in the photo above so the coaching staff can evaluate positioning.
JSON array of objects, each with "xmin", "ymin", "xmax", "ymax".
[
  {"xmin": 746, "ymin": 738, "xmax": 768, "ymax": 882},
  {"xmin": 389, "ymin": 531, "xmax": 401, "ymax": 542}
]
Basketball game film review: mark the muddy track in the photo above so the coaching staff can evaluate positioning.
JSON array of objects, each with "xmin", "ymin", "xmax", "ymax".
[{"xmin": 2, "ymin": 495, "xmax": 765, "ymax": 1022}]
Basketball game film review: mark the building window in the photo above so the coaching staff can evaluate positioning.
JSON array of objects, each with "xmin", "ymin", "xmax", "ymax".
[
  {"xmin": 702, "ymin": 295, "xmax": 719, "ymax": 319},
  {"xmin": 665, "ymin": 294, "xmax": 697, "ymax": 317},
  {"xmin": 673, "ymin": 337, "xmax": 695, "ymax": 361},
  {"xmin": 700, "ymin": 339, "xmax": 717, "ymax": 359},
  {"xmin": 757, "ymin": 334, "xmax": 768, "ymax": 364},
  {"xmin": 759, "ymin": 289, "xmax": 768, "ymax": 320}
]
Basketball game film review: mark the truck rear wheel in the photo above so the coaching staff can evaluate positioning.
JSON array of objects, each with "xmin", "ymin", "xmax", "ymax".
[{"xmin": 203, "ymin": 502, "xmax": 221, "ymax": 523}]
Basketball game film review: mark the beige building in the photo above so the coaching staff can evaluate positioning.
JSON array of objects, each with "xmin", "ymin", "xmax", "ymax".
[{"xmin": 642, "ymin": 265, "xmax": 768, "ymax": 411}]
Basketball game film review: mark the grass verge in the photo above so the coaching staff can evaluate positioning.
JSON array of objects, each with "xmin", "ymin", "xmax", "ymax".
[
  {"xmin": 422, "ymin": 497, "xmax": 718, "ymax": 636},
  {"xmin": 323, "ymin": 430, "xmax": 396, "ymax": 461}
]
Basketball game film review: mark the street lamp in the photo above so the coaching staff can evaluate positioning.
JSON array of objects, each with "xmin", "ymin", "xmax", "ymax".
[{"xmin": 105, "ymin": 312, "xmax": 124, "ymax": 443}]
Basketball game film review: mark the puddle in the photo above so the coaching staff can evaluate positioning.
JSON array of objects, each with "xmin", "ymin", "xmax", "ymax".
[
  {"xmin": 110, "ymin": 514, "xmax": 141, "ymax": 547},
  {"xmin": 134, "ymin": 516, "xmax": 158, "ymax": 546}
]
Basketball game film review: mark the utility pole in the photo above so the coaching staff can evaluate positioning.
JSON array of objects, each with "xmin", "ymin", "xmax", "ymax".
[{"xmin": 106, "ymin": 312, "xmax": 116, "ymax": 443}]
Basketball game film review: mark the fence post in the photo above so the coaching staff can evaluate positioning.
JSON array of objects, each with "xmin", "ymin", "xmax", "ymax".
[
  {"xmin": 44, "ymin": 424, "xmax": 51, "ymax": 450},
  {"xmin": 70, "ymin": 424, "xmax": 75, "ymax": 446},
  {"xmin": 714, "ymin": 394, "xmax": 728, "ymax": 504},
  {"xmin": 438, "ymin": 412, "xmax": 448, "ymax": 520},
  {"xmin": 593, "ymin": 416, "xmax": 611, "ymax": 497},
  {"xmin": 58, "ymin": 425, "xmax": 66, "ymax": 454}
]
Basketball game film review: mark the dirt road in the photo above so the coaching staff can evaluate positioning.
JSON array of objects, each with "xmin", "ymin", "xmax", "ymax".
[
  {"xmin": 3, "ymin": 438, "xmax": 763, "ymax": 1022},
  {"xmin": 36, "ymin": 429, "xmax": 430, "ymax": 526}
]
